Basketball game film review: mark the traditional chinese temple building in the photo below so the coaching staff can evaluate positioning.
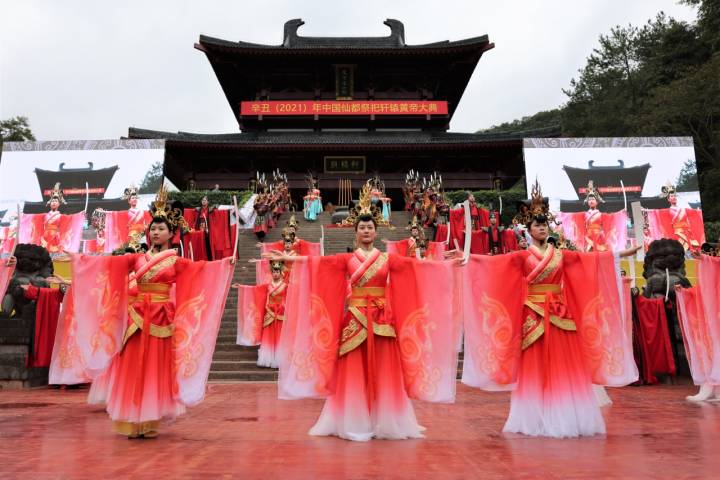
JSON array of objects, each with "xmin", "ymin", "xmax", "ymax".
[
  {"xmin": 23, "ymin": 163, "xmax": 128, "ymax": 214},
  {"xmin": 560, "ymin": 160, "xmax": 668, "ymax": 213},
  {"xmin": 128, "ymin": 19, "xmax": 558, "ymax": 204}
]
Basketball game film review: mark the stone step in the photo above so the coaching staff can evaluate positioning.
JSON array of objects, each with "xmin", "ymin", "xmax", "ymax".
[
  {"xmin": 208, "ymin": 370, "xmax": 278, "ymax": 381},
  {"xmin": 211, "ymin": 360, "xmax": 270, "ymax": 372},
  {"xmin": 212, "ymin": 350, "xmax": 260, "ymax": 361}
]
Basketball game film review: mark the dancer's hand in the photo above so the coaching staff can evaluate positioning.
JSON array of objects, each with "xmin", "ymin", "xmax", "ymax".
[
  {"xmin": 261, "ymin": 250, "xmax": 285, "ymax": 261},
  {"xmin": 6, "ymin": 255, "xmax": 16, "ymax": 267}
]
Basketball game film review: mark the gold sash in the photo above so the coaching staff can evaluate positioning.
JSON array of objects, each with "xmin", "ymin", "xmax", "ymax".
[
  {"xmin": 122, "ymin": 282, "xmax": 174, "ymax": 346},
  {"xmin": 339, "ymin": 286, "xmax": 396, "ymax": 356},
  {"xmin": 521, "ymin": 283, "xmax": 576, "ymax": 350}
]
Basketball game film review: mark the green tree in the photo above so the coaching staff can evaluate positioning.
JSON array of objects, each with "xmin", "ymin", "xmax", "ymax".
[
  {"xmin": 139, "ymin": 161, "xmax": 164, "ymax": 194},
  {"xmin": 478, "ymin": 109, "xmax": 562, "ymax": 135},
  {"xmin": 675, "ymin": 159, "xmax": 699, "ymax": 191},
  {"xmin": 0, "ymin": 116, "xmax": 35, "ymax": 141},
  {"xmin": 488, "ymin": 1, "xmax": 720, "ymax": 222}
]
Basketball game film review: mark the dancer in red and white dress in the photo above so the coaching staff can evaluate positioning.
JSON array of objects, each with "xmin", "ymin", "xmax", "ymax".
[
  {"xmin": 676, "ymin": 251, "xmax": 720, "ymax": 402},
  {"xmin": 461, "ymin": 181, "xmax": 640, "ymax": 438},
  {"xmin": 555, "ymin": 181, "xmax": 627, "ymax": 253},
  {"xmin": 19, "ymin": 183, "xmax": 84, "ymax": 254},
  {"xmin": 55, "ymin": 187, "xmax": 234, "ymax": 438},
  {"xmin": 384, "ymin": 216, "xmax": 446, "ymax": 260},
  {"xmin": 264, "ymin": 185, "xmax": 460, "ymax": 442},
  {"xmin": 236, "ymin": 260, "xmax": 288, "ymax": 368}
]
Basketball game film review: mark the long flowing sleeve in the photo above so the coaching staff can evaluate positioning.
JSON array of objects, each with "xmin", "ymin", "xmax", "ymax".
[
  {"xmin": 173, "ymin": 257, "xmax": 235, "ymax": 406},
  {"xmin": 49, "ymin": 285, "xmax": 92, "ymax": 385},
  {"xmin": 461, "ymin": 252, "xmax": 526, "ymax": 390},
  {"xmin": 676, "ymin": 255, "xmax": 720, "ymax": 385},
  {"xmin": 278, "ymin": 255, "xmax": 348, "ymax": 400},
  {"xmin": 389, "ymin": 254, "xmax": 462, "ymax": 403},
  {"xmin": 562, "ymin": 250, "xmax": 638, "ymax": 386},
  {"xmin": 70, "ymin": 254, "xmax": 132, "ymax": 376},
  {"xmin": 236, "ymin": 284, "xmax": 268, "ymax": 346},
  {"xmin": 385, "ymin": 239, "xmax": 409, "ymax": 256}
]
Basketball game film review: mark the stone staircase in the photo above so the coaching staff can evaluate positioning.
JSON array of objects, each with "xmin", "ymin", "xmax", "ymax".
[{"xmin": 209, "ymin": 210, "xmax": 464, "ymax": 382}]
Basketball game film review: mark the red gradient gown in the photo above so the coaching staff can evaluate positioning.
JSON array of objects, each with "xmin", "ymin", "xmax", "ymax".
[
  {"xmin": 256, "ymin": 239, "xmax": 321, "ymax": 284},
  {"xmin": 103, "ymin": 208, "xmax": 151, "ymax": 253},
  {"xmin": 676, "ymin": 255, "xmax": 720, "ymax": 386},
  {"xmin": 645, "ymin": 206, "xmax": 705, "ymax": 252},
  {"xmin": 236, "ymin": 279, "xmax": 288, "ymax": 368},
  {"xmin": 462, "ymin": 245, "xmax": 637, "ymax": 438},
  {"xmin": 556, "ymin": 209, "xmax": 628, "ymax": 252},
  {"xmin": 278, "ymin": 248, "xmax": 460, "ymax": 441},
  {"xmin": 54, "ymin": 249, "xmax": 234, "ymax": 435},
  {"xmin": 19, "ymin": 210, "xmax": 85, "ymax": 254},
  {"xmin": 385, "ymin": 237, "xmax": 446, "ymax": 260}
]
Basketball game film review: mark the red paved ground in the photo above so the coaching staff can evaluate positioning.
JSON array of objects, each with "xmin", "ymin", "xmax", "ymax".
[{"xmin": 0, "ymin": 383, "xmax": 718, "ymax": 479}]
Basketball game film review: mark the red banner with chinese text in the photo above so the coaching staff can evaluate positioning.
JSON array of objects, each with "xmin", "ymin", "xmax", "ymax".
[{"xmin": 241, "ymin": 100, "xmax": 449, "ymax": 116}]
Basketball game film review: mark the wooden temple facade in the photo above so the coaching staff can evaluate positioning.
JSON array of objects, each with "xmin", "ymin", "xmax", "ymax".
[{"xmin": 128, "ymin": 19, "xmax": 558, "ymax": 203}]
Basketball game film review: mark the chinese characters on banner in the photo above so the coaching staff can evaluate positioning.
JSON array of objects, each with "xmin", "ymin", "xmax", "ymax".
[
  {"xmin": 240, "ymin": 100, "xmax": 449, "ymax": 116},
  {"xmin": 324, "ymin": 157, "xmax": 365, "ymax": 174}
]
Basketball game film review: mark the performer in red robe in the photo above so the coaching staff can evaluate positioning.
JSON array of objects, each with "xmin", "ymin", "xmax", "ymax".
[
  {"xmin": 461, "ymin": 181, "xmax": 640, "ymax": 438},
  {"xmin": 236, "ymin": 260, "xmax": 288, "ymax": 368},
  {"xmin": 645, "ymin": 182, "xmax": 705, "ymax": 254},
  {"xmin": 632, "ymin": 294, "xmax": 676, "ymax": 384},
  {"xmin": 676, "ymin": 253, "xmax": 720, "ymax": 401},
  {"xmin": 22, "ymin": 281, "xmax": 67, "ymax": 368},
  {"xmin": 263, "ymin": 187, "xmax": 460, "ymax": 441},
  {"xmin": 446, "ymin": 193, "xmax": 489, "ymax": 253},
  {"xmin": 19, "ymin": 183, "xmax": 84, "ymax": 254},
  {"xmin": 58, "ymin": 187, "xmax": 234, "ymax": 438},
  {"xmin": 256, "ymin": 222, "xmax": 321, "ymax": 284},
  {"xmin": 103, "ymin": 186, "xmax": 152, "ymax": 253},
  {"xmin": 384, "ymin": 216, "xmax": 446, "ymax": 260},
  {"xmin": 479, "ymin": 211, "xmax": 505, "ymax": 255},
  {"xmin": 556, "ymin": 181, "xmax": 627, "ymax": 252}
]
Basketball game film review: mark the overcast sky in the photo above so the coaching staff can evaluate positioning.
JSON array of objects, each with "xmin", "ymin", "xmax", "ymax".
[{"xmin": 0, "ymin": 0, "xmax": 698, "ymax": 141}]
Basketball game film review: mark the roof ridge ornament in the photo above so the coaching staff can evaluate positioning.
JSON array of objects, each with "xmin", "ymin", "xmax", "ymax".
[{"xmin": 282, "ymin": 18, "xmax": 405, "ymax": 48}]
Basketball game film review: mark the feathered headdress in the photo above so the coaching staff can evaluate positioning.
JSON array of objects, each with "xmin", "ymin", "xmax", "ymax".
[
  {"xmin": 46, "ymin": 183, "xmax": 67, "ymax": 206},
  {"xmin": 149, "ymin": 184, "xmax": 185, "ymax": 232},
  {"xmin": 584, "ymin": 180, "xmax": 604, "ymax": 204}
]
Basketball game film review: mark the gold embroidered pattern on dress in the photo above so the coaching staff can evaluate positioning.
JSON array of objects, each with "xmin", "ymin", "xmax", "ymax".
[
  {"xmin": 356, "ymin": 253, "xmax": 387, "ymax": 288},
  {"xmin": 140, "ymin": 255, "xmax": 177, "ymax": 283}
]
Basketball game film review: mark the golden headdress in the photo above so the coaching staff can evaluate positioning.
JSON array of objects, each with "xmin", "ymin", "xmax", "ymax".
[
  {"xmin": 341, "ymin": 181, "xmax": 390, "ymax": 227},
  {"xmin": 90, "ymin": 208, "xmax": 106, "ymax": 231},
  {"xmin": 583, "ymin": 180, "xmax": 604, "ymax": 204},
  {"xmin": 660, "ymin": 181, "xmax": 677, "ymax": 198},
  {"xmin": 122, "ymin": 184, "xmax": 139, "ymax": 200},
  {"xmin": 515, "ymin": 180, "xmax": 556, "ymax": 226},
  {"xmin": 270, "ymin": 259, "xmax": 286, "ymax": 272},
  {"xmin": 407, "ymin": 215, "xmax": 425, "ymax": 239},
  {"xmin": 287, "ymin": 214, "xmax": 298, "ymax": 230},
  {"xmin": 281, "ymin": 226, "xmax": 295, "ymax": 243},
  {"xmin": 149, "ymin": 184, "xmax": 185, "ymax": 232},
  {"xmin": 46, "ymin": 183, "xmax": 67, "ymax": 206}
]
